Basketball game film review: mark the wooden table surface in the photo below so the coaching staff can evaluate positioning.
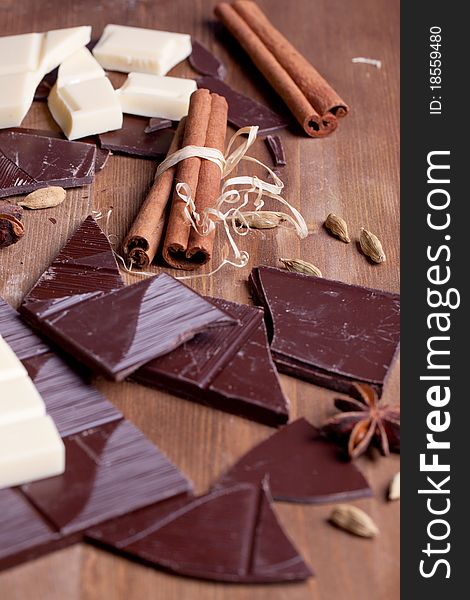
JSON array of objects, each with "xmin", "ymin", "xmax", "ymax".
[{"xmin": 0, "ymin": 0, "xmax": 400, "ymax": 598}]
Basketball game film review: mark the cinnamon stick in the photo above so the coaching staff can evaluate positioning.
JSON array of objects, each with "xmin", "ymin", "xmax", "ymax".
[
  {"xmin": 122, "ymin": 119, "xmax": 186, "ymax": 268},
  {"xmin": 215, "ymin": 1, "xmax": 348, "ymax": 137},
  {"xmin": 163, "ymin": 89, "xmax": 228, "ymax": 270}
]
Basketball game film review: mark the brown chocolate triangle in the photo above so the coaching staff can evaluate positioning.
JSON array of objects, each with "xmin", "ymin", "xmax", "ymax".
[
  {"xmin": 134, "ymin": 297, "xmax": 289, "ymax": 426},
  {"xmin": 86, "ymin": 481, "xmax": 312, "ymax": 583},
  {"xmin": 215, "ymin": 418, "xmax": 372, "ymax": 503},
  {"xmin": 250, "ymin": 266, "xmax": 400, "ymax": 395},
  {"xmin": 21, "ymin": 216, "xmax": 124, "ymax": 323}
]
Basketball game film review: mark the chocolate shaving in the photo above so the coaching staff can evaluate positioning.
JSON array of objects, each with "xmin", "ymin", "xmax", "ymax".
[
  {"xmin": 265, "ymin": 134, "xmax": 286, "ymax": 166},
  {"xmin": 144, "ymin": 117, "xmax": 173, "ymax": 134}
]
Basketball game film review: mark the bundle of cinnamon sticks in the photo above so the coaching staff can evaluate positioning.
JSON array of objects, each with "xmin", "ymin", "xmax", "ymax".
[
  {"xmin": 123, "ymin": 88, "xmax": 228, "ymax": 271},
  {"xmin": 214, "ymin": 0, "xmax": 348, "ymax": 138}
]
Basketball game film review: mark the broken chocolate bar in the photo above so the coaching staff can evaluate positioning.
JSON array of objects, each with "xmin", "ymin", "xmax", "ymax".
[
  {"xmin": 189, "ymin": 40, "xmax": 227, "ymax": 79},
  {"xmin": 21, "ymin": 420, "xmax": 192, "ymax": 535},
  {"xmin": 21, "ymin": 215, "xmax": 124, "ymax": 326},
  {"xmin": 24, "ymin": 273, "xmax": 234, "ymax": 381},
  {"xmin": 0, "ymin": 296, "xmax": 49, "ymax": 360},
  {"xmin": 99, "ymin": 114, "xmax": 175, "ymax": 159},
  {"xmin": 0, "ymin": 130, "xmax": 96, "ymax": 198},
  {"xmin": 134, "ymin": 297, "xmax": 289, "ymax": 426},
  {"xmin": 197, "ymin": 76, "xmax": 289, "ymax": 135},
  {"xmin": 215, "ymin": 418, "xmax": 372, "ymax": 503},
  {"xmin": 144, "ymin": 117, "xmax": 173, "ymax": 134},
  {"xmin": 250, "ymin": 266, "xmax": 400, "ymax": 395},
  {"xmin": 265, "ymin": 134, "xmax": 286, "ymax": 166},
  {"xmin": 86, "ymin": 480, "xmax": 312, "ymax": 583}
]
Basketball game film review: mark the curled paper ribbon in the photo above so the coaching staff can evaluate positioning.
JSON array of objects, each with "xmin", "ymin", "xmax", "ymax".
[{"xmin": 154, "ymin": 125, "xmax": 308, "ymax": 276}]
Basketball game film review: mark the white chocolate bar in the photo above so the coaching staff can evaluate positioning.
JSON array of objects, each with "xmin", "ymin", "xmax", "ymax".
[
  {"xmin": 93, "ymin": 24, "xmax": 191, "ymax": 76},
  {"xmin": 48, "ymin": 48, "xmax": 122, "ymax": 140},
  {"xmin": 0, "ymin": 26, "xmax": 91, "ymax": 128},
  {"xmin": 0, "ymin": 415, "xmax": 65, "ymax": 489},
  {"xmin": 117, "ymin": 72, "xmax": 197, "ymax": 120},
  {"xmin": 0, "ymin": 376, "xmax": 46, "ymax": 427},
  {"xmin": 0, "ymin": 335, "xmax": 27, "ymax": 382}
]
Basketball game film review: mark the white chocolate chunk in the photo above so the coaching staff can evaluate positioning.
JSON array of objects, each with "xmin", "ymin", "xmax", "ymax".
[
  {"xmin": 0, "ymin": 376, "xmax": 46, "ymax": 427},
  {"xmin": 0, "ymin": 335, "xmax": 27, "ymax": 382},
  {"xmin": 0, "ymin": 72, "xmax": 41, "ymax": 128},
  {"xmin": 0, "ymin": 33, "xmax": 42, "ymax": 75},
  {"xmin": 39, "ymin": 26, "xmax": 91, "ymax": 74},
  {"xmin": 0, "ymin": 415, "xmax": 65, "ymax": 489},
  {"xmin": 93, "ymin": 24, "xmax": 191, "ymax": 75},
  {"xmin": 56, "ymin": 47, "xmax": 105, "ymax": 87},
  {"xmin": 48, "ymin": 48, "xmax": 122, "ymax": 140},
  {"xmin": 117, "ymin": 73, "xmax": 197, "ymax": 120}
]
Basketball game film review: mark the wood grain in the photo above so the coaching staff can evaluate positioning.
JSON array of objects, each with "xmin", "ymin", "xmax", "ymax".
[{"xmin": 0, "ymin": 0, "xmax": 400, "ymax": 598}]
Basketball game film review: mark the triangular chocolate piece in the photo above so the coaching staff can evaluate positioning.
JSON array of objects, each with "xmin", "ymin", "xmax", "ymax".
[
  {"xmin": 86, "ymin": 481, "xmax": 312, "ymax": 583},
  {"xmin": 215, "ymin": 418, "xmax": 372, "ymax": 504},
  {"xmin": 134, "ymin": 297, "xmax": 289, "ymax": 426},
  {"xmin": 24, "ymin": 273, "xmax": 235, "ymax": 381},
  {"xmin": 250, "ymin": 266, "xmax": 400, "ymax": 396}
]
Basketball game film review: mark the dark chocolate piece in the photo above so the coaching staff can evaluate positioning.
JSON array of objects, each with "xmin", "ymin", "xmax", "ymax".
[
  {"xmin": 134, "ymin": 297, "xmax": 289, "ymax": 426},
  {"xmin": 21, "ymin": 215, "xmax": 124, "ymax": 326},
  {"xmin": 197, "ymin": 76, "xmax": 289, "ymax": 135},
  {"xmin": 0, "ymin": 487, "xmax": 70, "ymax": 572},
  {"xmin": 144, "ymin": 117, "xmax": 173, "ymax": 134},
  {"xmin": 189, "ymin": 40, "xmax": 227, "ymax": 79},
  {"xmin": 0, "ymin": 296, "xmax": 49, "ymax": 360},
  {"xmin": 216, "ymin": 418, "xmax": 372, "ymax": 503},
  {"xmin": 99, "ymin": 115, "xmax": 175, "ymax": 159},
  {"xmin": 5, "ymin": 128, "xmax": 110, "ymax": 172},
  {"xmin": 21, "ymin": 420, "xmax": 192, "ymax": 535},
  {"xmin": 86, "ymin": 481, "xmax": 312, "ymax": 583},
  {"xmin": 0, "ymin": 130, "xmax": 96, "ymax": 199},
  {"xmin": 250, "ymin": 266, "xmax": 400, "ymax": 395},
  {"xmin": 265, "ymin": 134, "xmax": 286, "ymax": 166},
  {"xmin": 23, "ymin": 352, "xmax": 122, "ymax": 438},
  {"xmin": 24, "ymin": 273, "xmax": 234, "ymax": 381}
]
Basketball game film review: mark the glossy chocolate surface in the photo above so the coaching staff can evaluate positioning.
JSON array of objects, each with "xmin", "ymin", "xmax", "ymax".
[
  {"xmin": 216, "ymin": 418, "xmax": 371, "ymax": 503},
  {"xmin": 265, "ymin": 135, "xmax": 286, "ymax": 166},
  {"xmin": 0, "ymin": 130, "xmax": 96, "ymax": 198},
  {"xmin": 189, "ymin": 40, "xmax": 227, "ymax": 79},
  {"xmin": 134, "ymin": 297, "xmax": 289, "ymax": 426},
  {"xmin": 0, "ymin": 487, "xmax": 65, "ymax": 572},
  {"xmin": 21, "ymin": 420, "xmax": 192, "ymax": 535},
  {"xmin": 250, "ymin": 266, "xmax": 400, "ymax": 394},
  {"xmin": 27, "ymin": 273, "xmax": 234, "ymax": 381},
  {"xmin": 21, "ymin": 215, "xmax": 124, "ymax": 325},
  {"xmin": 99, "ymin": 115, "xmax": 175, "ymax": 159},
  {"xmin": 197, "ymin": 76, "xmax": 289, "ymax": 135},
  {"xmin": 86, "ymin": 481, "xmax": 312, "ymax": 583},
  {"xmin": 23, "ymin": 352, "xmax": 122, "ymax": 438},
  {"xmin": 144, "ymin": 117, "xmax": 173, "ymax": 134}
]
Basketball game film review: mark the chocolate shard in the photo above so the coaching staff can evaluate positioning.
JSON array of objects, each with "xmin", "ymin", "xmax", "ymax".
[
  {"xmin": 265, "ymin": 134, "xmax": 286, "ymax": 166},
  {"xmin": 134, "ymin": 297, "xmax": 289, "ymax": 426},
  {"xmin": 5, "ymin": 128, "xmax": 110, "ymax": 172},
  {"xmin": 250, "ymin": 266, "xmax": 400, "ymax": 396},
  {"xmin": 86, "ymin": 481, "xmax": 312, "ymax": 583},
  {"xmin": 21, "ymin": 420, "xmax": 192, "ymax": 536},
  {"xmin": 189, "ymin": 40, "xmax": 227, "ymax": 79},
  {"xmin": 144, "ymin": 117, "xmax": 173, "ymax": 134},
  {"xmin": 23, "ymin": 273, "xmax": 235, "ymax": 381},
  {"xmin": 0, "ymin": 296, "xmax": 49, "ymax": 360},
  {"xmin": 21, "ymin": 215, "xmax": 124, "ymax": 325},
  {"xmin": 215, "ymin": 418, "xmax": 372, "ymax": 503},
  {"xmin": 22, "ymin": 352, "xmax": 122, "ymax": 438},
  {"xmin": 0, "ymin": 487, "xmax": 70, "ymax": 572},
  {"xmin": 0, "ymin": 130, "xmax": 96, "ymax": 199},
  {"xmin": 99, "ymin": 115, "xmax": 175, "ymax": 159},
  {"xmin": 197, "ymin": 76, "xmax": 289, "ymax": 135}
]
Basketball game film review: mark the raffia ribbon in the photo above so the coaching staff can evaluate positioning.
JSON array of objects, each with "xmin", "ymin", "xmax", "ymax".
[{"xmin": 153, "ymin": 125, "xmax": 308, "ymax": 277}]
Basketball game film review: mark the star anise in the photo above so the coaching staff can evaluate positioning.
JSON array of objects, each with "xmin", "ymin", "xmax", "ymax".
[{"xmin": 322, "ymin": 383, "xmax": 400, "ymax": 459}]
